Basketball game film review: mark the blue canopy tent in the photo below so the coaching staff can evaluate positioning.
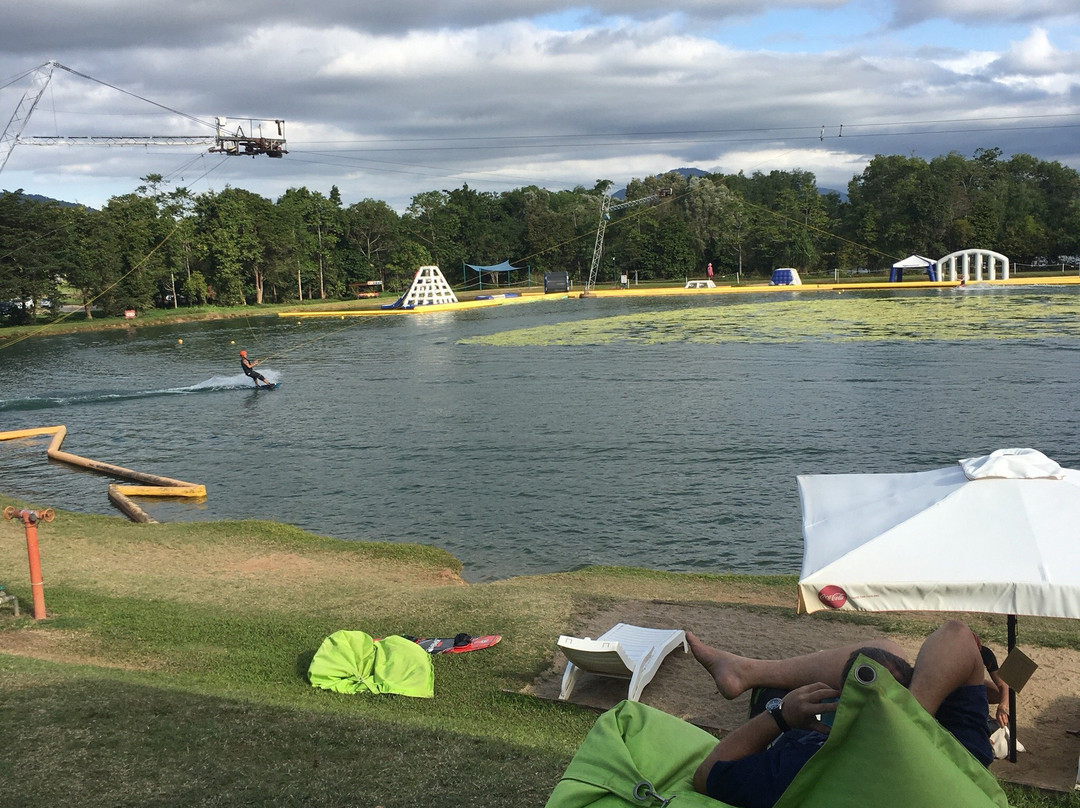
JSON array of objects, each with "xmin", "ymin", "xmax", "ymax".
[{"xmin": 464, "ymin": 260, "xmax": 530, "ymax": 290}]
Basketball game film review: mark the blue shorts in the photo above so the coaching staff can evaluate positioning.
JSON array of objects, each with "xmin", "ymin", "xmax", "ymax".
[
  {"xmin": 705, "ymin": 730, "xmax": 826, "ymax": 808},
  {"xmin": 935, "ymin": 684, "xmax": 994, "ymax": 767}
]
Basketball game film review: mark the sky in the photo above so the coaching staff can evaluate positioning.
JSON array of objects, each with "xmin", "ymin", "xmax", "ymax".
[{"xmin": 1, "ymin": 0, "xmax": 1079, "ymax": 212}]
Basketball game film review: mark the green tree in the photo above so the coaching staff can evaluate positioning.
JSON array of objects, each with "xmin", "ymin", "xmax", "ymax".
[
  {"xmin": 181, "ymin": 270, "xmax": 208, "ymax": 305},
  {"xmin": 404, "ymin": 190, "xmax": 458, "ymax": 271},
  {"xmin": 193, "ymin": 187, "xmax": 267, "ymax": 305},
  {"xmin": 277, "ymin": 188, "xmax": 344, "ymax": 299},
  {"xmin": 0, "ymin": 191, "xmax": 66, "ymax": 320},
  {"xmin": 96, "ymin": 192, "xmax": 167, "ymax": 314},
  {"xmin": 384, "ymin": 240, "xmax": 431, "ymax": 292},
  {"xmin": 62, "ymin": 204, "xmax": 115, "ymax": 319},
  {"xmin": 340, "ymin": 199, "xmax": 402, "ymax": 290}
]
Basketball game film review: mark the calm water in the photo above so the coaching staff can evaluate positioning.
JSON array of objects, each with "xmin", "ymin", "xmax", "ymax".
[{"xmin": 3, "ymin": 287, "xmax": 1080, "ymax": 581}]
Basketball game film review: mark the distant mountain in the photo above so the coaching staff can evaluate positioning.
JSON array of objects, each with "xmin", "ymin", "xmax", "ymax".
[
  {"xmin": 3, "ymin": 190, "xmax": 86, "ymax": 208},
  {"xmin": 667, "ymin": 167, "xmax": 710, "ymax": 179}
]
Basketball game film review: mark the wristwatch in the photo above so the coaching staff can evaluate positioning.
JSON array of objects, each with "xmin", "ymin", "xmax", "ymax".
[{"xmin": 767, "ymin": 698, "xmax": 791, "ymax": 732}]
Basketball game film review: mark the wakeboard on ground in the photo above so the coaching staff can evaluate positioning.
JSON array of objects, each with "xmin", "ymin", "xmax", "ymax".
[{"xmin": 405, "ymin": 633, "xmax": 501, "ymax": 654}]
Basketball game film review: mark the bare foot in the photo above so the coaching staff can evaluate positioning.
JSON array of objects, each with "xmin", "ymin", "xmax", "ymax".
[{"xmin": 686, "ymin": 631, "xmax": 747, "ymax": 700}]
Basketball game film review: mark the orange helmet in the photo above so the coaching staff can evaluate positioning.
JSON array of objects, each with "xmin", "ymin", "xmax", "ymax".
[{"xmin": 239, "ymin": 350, "xmax": 247, "ymax": 357}]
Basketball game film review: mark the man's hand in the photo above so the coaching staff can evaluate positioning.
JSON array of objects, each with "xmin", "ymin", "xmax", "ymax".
[
  {"xmin": 780, "ymin": 682, "xmax": 840, "ymax": 734},
  {"xmin": 693, "ymin": 680, "xmax": 840, "ymax": 793},
  {"xmin": 995, "ymin": 702, "xmax": 1009, "ymax": 728}
]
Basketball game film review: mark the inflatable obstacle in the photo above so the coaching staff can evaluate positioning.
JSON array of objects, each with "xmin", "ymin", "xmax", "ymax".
[{"xmin": 382, "ymin": 265, "xmax": 458, "ymax": 309}]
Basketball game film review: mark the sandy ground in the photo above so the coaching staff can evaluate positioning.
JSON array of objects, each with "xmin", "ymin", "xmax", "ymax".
[{"xmin": 525, "ymin": 600, "xmax": 1080, "ymax": 793}]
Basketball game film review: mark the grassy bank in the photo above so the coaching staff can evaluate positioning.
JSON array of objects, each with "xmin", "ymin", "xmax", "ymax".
[{"xmin": 0, "ymin": 496, "xmax": 1077, "ymax": 807}]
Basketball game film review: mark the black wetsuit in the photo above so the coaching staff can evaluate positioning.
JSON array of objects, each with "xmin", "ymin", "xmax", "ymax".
[{"xmin": 241, "ymin": 358, "xmax": 268, "ymax": 386}]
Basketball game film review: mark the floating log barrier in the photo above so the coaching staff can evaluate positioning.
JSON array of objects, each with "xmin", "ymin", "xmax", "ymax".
[{"xmin": 0, "ymin": 425, "xmax": 205, "ymax": 523}]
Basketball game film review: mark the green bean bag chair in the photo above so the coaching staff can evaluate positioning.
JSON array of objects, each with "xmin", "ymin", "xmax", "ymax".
[
  {"xmin": 308, "ymin": 630, "xmax": 434, "ymax": 697},
  {"xmin": 545, "ymin": 656, "xmax": 1009, "ymax": 807}
]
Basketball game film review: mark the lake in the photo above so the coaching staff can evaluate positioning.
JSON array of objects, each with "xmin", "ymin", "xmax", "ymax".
[{"xmin": 3, "ymin": 285, "xmax": 1080, "ymax": 581}]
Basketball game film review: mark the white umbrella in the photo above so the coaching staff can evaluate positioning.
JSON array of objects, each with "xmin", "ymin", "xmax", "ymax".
[{"xmin": 797, "ymin": 448, "xmax": 1080, "ymax": 761}]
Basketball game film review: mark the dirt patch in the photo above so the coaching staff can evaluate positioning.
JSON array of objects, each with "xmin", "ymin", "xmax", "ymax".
[
  {"xmin": 525, "ymin": 600, "xmax": 1080, "ymax": 793},
  {"xmin": 0, "ymin": 532, "xmax": 464, "ymax": 612},
  {"xmin": 232, "ymin": 552, "xmax": 319, "ymax": 574}
]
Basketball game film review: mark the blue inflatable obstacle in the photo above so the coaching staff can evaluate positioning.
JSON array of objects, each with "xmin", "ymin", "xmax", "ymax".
[{"xmin": 770, "ymin": 268, "xmax": 803, "ymax": 286}]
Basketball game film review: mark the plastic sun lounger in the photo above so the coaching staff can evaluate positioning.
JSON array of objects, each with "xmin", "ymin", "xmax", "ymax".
[{"xmin": 557, "ymin": 623, "xmax": 688, "ymax": 703}]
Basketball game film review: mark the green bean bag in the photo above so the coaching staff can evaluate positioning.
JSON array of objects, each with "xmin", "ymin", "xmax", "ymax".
[
  {"xmin": 307, "ymin": 630, "xmax": 434, "ymax": 697},
  {"xmin": 545, "ymin": 656, "xmax": 1009, "ymax": 807}
]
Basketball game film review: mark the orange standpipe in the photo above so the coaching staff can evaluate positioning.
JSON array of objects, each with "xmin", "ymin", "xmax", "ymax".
[
  {"xmin": 0, "ymin": 425, "xmax": 206, "ymax": 523},
  {"xmin": 2, "ymin": 506, "xmax": 53, "ymax": 619}
]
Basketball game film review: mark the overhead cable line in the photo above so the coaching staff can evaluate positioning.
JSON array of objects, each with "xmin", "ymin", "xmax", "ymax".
[
  {"xmin": 287, "ymin": 112, "xmax": 1080, "ymax": 152},
  {"xmin": 50, "ymin": 63, "xmax": 215, "ymax": 131}
]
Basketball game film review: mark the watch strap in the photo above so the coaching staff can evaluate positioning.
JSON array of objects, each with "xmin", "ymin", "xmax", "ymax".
[{"xmin": 768, "ymin": 702, "xmax": 791, "ymax": 733}]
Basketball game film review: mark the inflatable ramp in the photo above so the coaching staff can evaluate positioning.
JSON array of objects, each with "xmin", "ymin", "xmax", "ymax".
[{"xmin": 381, "ymin": 265, "xmax": 458, "ymax": 309}]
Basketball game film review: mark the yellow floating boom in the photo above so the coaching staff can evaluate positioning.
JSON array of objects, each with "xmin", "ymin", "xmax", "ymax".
[{"xmin": 0, "ymin": 425, "xmax": 205, "ymax": 523}]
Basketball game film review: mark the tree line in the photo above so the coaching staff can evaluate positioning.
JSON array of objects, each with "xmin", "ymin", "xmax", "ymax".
[{"xmin": 2, "ymin": 147, "xmax": 1078, "ymax": 319}]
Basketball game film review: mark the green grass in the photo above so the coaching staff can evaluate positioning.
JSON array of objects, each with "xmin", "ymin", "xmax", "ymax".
[{"xmin": 0, "ymin": 495, "xmax": 1076, "ymax": 806}]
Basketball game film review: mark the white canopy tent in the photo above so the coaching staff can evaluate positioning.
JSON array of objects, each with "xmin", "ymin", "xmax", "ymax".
[
  {"xmin": 892, "ymin": 254, "xmax": 938, "ymax": 270},
  {"xmin": 797, "ymin": 448, "xmax": 1080, "ymax": 761},
  {"xmin": 890, "ymin": 254, "xmax": 938, "ymax": 282}
]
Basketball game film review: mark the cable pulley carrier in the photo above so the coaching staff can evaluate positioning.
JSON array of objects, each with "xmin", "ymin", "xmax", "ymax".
[{"xmin": 209, "ymin": 117, "xmax": 287, "ymax": 158}]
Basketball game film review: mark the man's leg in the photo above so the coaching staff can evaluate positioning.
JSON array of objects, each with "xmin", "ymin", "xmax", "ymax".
[
  {"xmin": 907, "ymin": 619, "xmax": 985, "ymax": 714},
  {"xmin": 687, "ymin": 631, "xmax": 906, "ymax": 699}
]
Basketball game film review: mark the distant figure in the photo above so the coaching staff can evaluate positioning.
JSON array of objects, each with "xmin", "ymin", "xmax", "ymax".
[
  {"xmin": 707, "ymin": 263, "xmax": 714, "ymax": 280},
  {"xmin": 239, "ymin": 350, "xmax": 274, "ymax": 389}
]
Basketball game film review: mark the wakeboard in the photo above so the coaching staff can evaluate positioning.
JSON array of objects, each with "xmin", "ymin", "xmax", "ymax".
[
  {"xmin": 406, "ymin": 633, "xmax": 502, "ymax": 654},
  {"xmin": 253, "ymin": 383, "xmax": 280, "ymax": 391}
]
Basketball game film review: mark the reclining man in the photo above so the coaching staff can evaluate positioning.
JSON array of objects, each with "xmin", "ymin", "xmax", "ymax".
[{"xmin": 688, "ymin": 619, "xmax": 994, "ymax": 808}]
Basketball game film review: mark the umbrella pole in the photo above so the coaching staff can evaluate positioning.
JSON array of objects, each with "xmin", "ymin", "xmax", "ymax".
[{"xmin": 1007, "ymin": 614, "xmax": 1017, "ymax": 764}]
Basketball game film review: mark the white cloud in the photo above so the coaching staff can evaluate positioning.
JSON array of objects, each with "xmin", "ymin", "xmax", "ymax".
[{"xmin": 993, "ymin": 27, "xmax": 1076, "ymax": 75}]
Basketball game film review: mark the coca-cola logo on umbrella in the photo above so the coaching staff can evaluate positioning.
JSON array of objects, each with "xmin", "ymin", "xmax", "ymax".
[{"xmin": 817, "ymin": 585, "xmax": 848, "ymax": 609}]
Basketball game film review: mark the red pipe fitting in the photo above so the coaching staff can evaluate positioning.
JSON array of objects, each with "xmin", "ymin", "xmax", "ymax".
[{"xmin": 2, "ymin": 506, "xmax": 52, "ymax": 619}]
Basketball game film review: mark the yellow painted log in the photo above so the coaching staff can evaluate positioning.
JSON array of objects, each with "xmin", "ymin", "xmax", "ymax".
[
  {"xmin": 114, "ymin": 484, "xmax": 206, "ymax": 498},
  {"xmin": 0, "ymin": 425, "xmax": 68, "ymax": 441}
]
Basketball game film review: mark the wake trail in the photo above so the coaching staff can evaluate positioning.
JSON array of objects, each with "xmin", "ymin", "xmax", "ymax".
[{"xmin": 0, "ymin": 373, "xmax": 280, "ymax": 413}]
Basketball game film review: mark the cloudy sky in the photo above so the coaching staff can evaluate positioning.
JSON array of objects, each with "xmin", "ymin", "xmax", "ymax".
[{"xmin": 1, "ymin": 0, "xmax": 1078, "ymax": 211}]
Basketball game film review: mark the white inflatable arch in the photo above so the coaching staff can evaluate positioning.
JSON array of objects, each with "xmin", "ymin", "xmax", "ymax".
[{"xmin": 937, "ymin": 249, "xmax": 1010, "ymax": 282}]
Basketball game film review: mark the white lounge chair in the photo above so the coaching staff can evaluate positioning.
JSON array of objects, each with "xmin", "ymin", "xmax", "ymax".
[{"xmin": 557, "ymin": 623, "xmax": 688, "ymax": 703}]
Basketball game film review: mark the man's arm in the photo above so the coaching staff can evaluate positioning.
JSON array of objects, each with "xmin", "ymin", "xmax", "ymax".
[
  {"xmin": 692, "ymin": 682, "xmax": 838, "ymax": 793},
  {"xmin": 989, "ymin": 670, "xmax": 1010, "ymax": 727}
]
